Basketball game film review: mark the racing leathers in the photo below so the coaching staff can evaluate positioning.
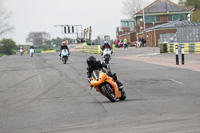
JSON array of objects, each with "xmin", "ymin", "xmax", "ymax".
[{"xmin": 59, "ymin": 45, "xmax": 70, "ymax": 57}]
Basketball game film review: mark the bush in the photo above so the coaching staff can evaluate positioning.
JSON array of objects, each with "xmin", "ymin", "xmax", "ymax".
[
  {"xmin": 0, "ymin": 39, "xmax": 16, "ymax": 55},
  {"xmin": 43, "ymin": 45, "xmax": 47, "ymax": 51}
]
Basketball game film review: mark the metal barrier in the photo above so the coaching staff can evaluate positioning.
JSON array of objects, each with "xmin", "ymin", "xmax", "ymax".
[
  {"xmin": 83, "ymin": 44, "xmax": 115, "ymax": 54},
  {"xmin": 41, "ymin": 50, "xmax": 56, "ymax": 53},
  {"xmin": 83, "ymin": 45, "xmax": 101, "ymax": 54},
  {"xmin": 160, "ymin": 42, "xmax": 200, "ymax": 54}
]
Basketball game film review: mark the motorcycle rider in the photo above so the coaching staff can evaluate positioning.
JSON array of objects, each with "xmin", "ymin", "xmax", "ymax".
[
  {"xmin": 19, "ymin": 47, "xmax": 24, "ymax": 51},
  {"xmin": 30, "ymin": 45, "xmax": 34, "ymax": 49},
  {"xmin": 59, "ymin": 41, "xmax": 70, "ymax": 59},
  {"xmin": 86, "ymin": 56, "xmax": 123, "ymax": 90},
  {"xmin": 101, "ymin": 41, "xmax": 113, "ymax": 55},
  {"xmin": 19, "ymin": 47, "xmax": 24, "ymax": 55}
]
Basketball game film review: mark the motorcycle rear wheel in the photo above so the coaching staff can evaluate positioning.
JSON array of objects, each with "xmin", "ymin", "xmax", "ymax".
[{"xmin": 101, "ymin": 84, "xmax": 117, "ymax": 102}]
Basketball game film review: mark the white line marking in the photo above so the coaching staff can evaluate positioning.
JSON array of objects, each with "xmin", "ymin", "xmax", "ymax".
[
  {"xmin": 170, "ymin": 129, "xmax": 200, "ymax": 133},
  {"xmin": 168, "ymin": 78, "xmax": 183, "ymax": 85},
  {"xmin": 37, "ymin": 75, "xmax": 42, "ymax": 83},
  {"xmin": 136, "ymin": 52, "xmax": 160, "ymax": 57},
  {"xmin": 34, "ymin": 69, "xmax": 44, "ymax": 88}
]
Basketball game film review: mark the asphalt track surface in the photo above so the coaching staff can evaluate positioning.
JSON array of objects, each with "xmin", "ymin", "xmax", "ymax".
[{"xmin": 0, "ymin": 48, "xmax": 200, "ymax": 133}]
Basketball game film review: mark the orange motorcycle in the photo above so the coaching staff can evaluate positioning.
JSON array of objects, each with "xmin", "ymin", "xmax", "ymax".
[{"xmin": 90, "ymin": 69, "xmax": 126, "ymax": 102}]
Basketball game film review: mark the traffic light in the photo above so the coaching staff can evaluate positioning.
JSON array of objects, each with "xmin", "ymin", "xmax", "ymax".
[
  {"xmin": 72, "ymin": 26, "xmax": 74, "ymax": 33},
  {"xmin": 64, "ymin": 26, "xmax": 67, "ymax": 33},
  {"xmin": 68, "ymin": 26, "xmax": 70, "ymax": 33}
]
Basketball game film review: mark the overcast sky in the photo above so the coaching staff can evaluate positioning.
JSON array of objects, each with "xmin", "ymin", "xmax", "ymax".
[{"xmin": 2, "ymin": 0, "xmax": 178, "ymax": 45}]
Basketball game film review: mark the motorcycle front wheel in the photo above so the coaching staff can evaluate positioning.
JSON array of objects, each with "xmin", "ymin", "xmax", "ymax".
[
  {"xmin": 119, "ymin": 90, "xmax": 126, "ymax": 100},
  {"xmin": 63, "ymin": 56, "xmax": 66, "ymax": 64},
  {"xmin": 101, "ymin": 84, "xmax": 117, "ymax": 102},
  {"xmin": 104, "ymin": 56, "xmax": 109, "ymax": 64}
]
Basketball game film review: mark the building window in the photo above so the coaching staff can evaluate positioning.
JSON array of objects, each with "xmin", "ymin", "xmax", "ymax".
[
  {"xmin": 137, "ymin": 18, "xmax": 140, "ymax": 25},
  {"xmin": 144, "ymin": 15, "xmax": 160, "ymax": 23},
  {"xmin": 168, "ymin": 14, "xmax": 186, "ymax": 22},
  {"xmin": 173, "ymin": 14, "xmax": 186, "ymax": 21},
  {"xmin": 129, "ymin": 21, "xmax": 134, "ymax": 27},
  {"xmin": 145, "ymin": 16, "xmax": 155, "ymax": 23},
  {"xmin": 155, "ymin": 16, "xmax": 160, "ymax": 22},
  {"xmin": 122, "ymin": 21, "xmax": 129, "ymax": 27},
  {"xmin": 168, "ymin": 15, "xmax": 172, "ymax": 21}
]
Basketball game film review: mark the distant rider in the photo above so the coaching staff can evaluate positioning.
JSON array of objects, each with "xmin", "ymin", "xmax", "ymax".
[
  {"xmin": 19, "ymin": 47, "xmax": 24, "ymax": 51},
  {"xmin": 29, "ymin": 46, "xmax": 34, "ymax": 49},
  {"xmin": 86, "ymin": 56, "xmax": 123, "ymax": 90},
  {"xmin": 59, "ymin": 41, "xmax": 70, "ymax": 59},
  {"xmin": 101, "ymin": 41, "xmax": 112, "ymax": 55}
]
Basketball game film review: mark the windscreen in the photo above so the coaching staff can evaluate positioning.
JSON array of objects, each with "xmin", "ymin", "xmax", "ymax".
[{"xmin": 91, "ymin": 70, "xmax": 99, "ymax": 80}]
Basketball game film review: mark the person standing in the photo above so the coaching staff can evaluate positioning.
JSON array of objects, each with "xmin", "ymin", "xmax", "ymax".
[
  {"xmin": 83, "ymin": 41, "xmax": 87, "ymax": 46},
  {"xmin": 115, "ymin": 40, "xmax": 118, "ymax": 47}
]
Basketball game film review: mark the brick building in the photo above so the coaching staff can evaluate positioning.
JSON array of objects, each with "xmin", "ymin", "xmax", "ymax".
[
  {"xmin": 116, "ymin": 19, "xmax": 137, "ymax": 43},
  {"xmin": 133, "ymin": 0, "xmax": 194, "ymax": 47}
]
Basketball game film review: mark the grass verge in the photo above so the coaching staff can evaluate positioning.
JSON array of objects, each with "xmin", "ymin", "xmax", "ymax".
[{"xmin": 0, "ymin": 54, "xmax": 5, "ymax": 58}]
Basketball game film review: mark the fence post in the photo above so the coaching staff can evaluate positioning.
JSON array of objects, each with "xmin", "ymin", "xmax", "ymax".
[
  {"xmin": 181, "ymin": 44, "xmax": 184, "ymax": 65},
  {"xmin": 176, "ymin": 45, "xmax": 179, "ymax": 65}
]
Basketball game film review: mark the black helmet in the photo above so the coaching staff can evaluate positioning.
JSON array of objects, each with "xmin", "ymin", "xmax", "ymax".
[{"xmin": 86, "ymin": 56, "xmax": 96, "ymax": 67}]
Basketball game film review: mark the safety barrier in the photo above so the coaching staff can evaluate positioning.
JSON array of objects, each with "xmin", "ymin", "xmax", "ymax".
[
  {"xmin": 160, "ymin": 43, "xmax": 200, "ymax": 54},
  {"xmin": 41, "ymin": 50, "xmax": 56, "ymax": 53},
  {"xmin": 83, "ymin": 45, "xmax": 101, "ymax": 54},
  {"xmin": 83, "ymin": 44, "xmax": 115, "ymax": 54}
]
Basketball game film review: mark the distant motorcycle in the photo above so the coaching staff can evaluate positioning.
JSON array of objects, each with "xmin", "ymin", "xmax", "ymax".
[
  {"xmin": 20, "ymin": 49, "xmax": 24, "ymax": 56},
  {"xmin": 29, "ymin": 49, "xmax": 34, "ymax": 57},
  {"xmin": 102, "ymin": 47, "xmax": 112, "ymax": 64},
  {"xmin": 61, "ymin": 49, "xmax": 69, "ymax": 64}
]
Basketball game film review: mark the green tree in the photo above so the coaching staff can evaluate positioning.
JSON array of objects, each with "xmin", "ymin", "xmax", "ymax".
[
  {"xmin": 51, "ymin": 37, "xmax": 63, "ymax": 47},
  {"xmin": 0, "ymin": 38, "xmax": 16, "ymax": 55},
  {"xmin": 178, "ymin": 0, "xmax": 186, "ymax": 6},
  {"xmin": 26, "ymin": 32, "xmax": 51, "ymax": 46},
  {"xmin": 44, "ymin": 40, "xmax": 51, "ymax": 47},
  {"xmin": 185, "ymin": 0, "xmax": 200, "ymax": 9},
  {"xmin": 0, "ymin": 0, "xmax": 13, "ymax": 36},
  {"xmin": 184, "ymin": 0, "xmax": 200, "ymax": 22},
  {"xmin": 191, "ymin": 9, "xmax": 200, "ymax": 22},
  {"xmin": 43, "ymin": 45, "xmax": 47, "ymax": 51}
]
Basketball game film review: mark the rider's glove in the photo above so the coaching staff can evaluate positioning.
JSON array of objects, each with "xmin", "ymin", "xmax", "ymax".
[
  {"xmin": 111, "ymin": 51, "xmax": 113, "ymax": 54},
  {"xmin": 107, "ymin": 71, "xmax": 112, "ymax": 76},
  {"xmin": 87, "ymin": 78, "xmax": 91, "ymax": 83},
  {"xmin": 89, "ymin": 85, "xmax": 93, "ymax": 90}
]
